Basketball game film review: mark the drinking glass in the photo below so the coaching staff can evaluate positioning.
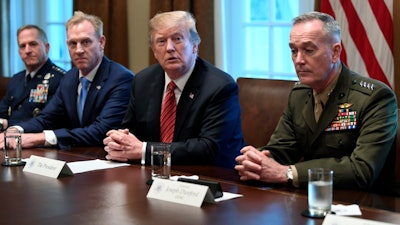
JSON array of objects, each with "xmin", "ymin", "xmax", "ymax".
[
  {"xmin": 151, "ymin": 143, "xmax": 171, "ymax": 179},
  {"xmin": 306, "ymin": 168, "xmax": 333, "ymax": 218},
  {"xmin": 2, "ymin": 127, "xmax": 25, "ymax": 166}
]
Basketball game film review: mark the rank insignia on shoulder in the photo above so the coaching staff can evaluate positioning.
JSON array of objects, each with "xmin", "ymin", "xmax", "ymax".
[
  {"xmin": 325, "ymin": 103, "xmax": 357, "ymax": 131},
  {"xmin": 359, "ymin": 81, "xmax": 374, "ymax": 90},
  {"xmin": 52, "ymin": 66, "xmax": 66, "ymax": 74}
]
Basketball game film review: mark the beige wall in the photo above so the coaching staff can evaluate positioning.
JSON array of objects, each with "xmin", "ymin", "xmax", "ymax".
[{"xmin": 127, "ymin": 0, "xmax": 150, "ymax": 74}]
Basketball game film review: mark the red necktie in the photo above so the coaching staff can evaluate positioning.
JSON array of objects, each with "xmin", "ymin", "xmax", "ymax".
[{"xmin": 160, "ymin": 81, "xmax": 177, "ymax": 143}]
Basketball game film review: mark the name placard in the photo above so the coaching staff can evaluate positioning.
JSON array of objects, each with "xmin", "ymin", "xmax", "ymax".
[
  {"xmin": 23, "ymin": 155, "xmax": 73, "ymax": 178},
  {"xmin": 147, "ymin": 178, "xmax": 215, "ymax": 207}
]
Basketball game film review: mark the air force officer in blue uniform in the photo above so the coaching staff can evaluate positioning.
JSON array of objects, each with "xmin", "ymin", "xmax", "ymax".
[{"xmin": 0, "ymin": 25, "xmax": 65, "ymax": 131}]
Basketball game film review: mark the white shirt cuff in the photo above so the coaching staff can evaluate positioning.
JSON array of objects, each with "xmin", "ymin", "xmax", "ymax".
[
  {"xmin": 11, "ymin": 125, "xmax": 24, "ymax": 133},
  {"xmin": 43, "ymin": 130, "xmax": 57, "ymax": 146},
  {"xmin": 141, "ymin": 142, "xmax": 147, "ymax": 165}
]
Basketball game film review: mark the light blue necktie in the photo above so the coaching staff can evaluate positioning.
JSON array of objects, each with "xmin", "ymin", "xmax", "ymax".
[{"xmin": 78, "ymin": 77, "xmax": 90, "ymax": 123}]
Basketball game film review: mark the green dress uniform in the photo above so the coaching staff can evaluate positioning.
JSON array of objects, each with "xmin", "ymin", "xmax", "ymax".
[{"xmin": 264, "ymin": 64, "xmax": 398, "ymax": 193}]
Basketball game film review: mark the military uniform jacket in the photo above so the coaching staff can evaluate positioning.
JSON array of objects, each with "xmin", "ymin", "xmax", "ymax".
[
  {"xmin": 0, "ymin": 59, "xmax": 65, "ymax": 126},
  {"xmin": 265, "ymin": 64, "xmax": 398, "ymax": 191}
]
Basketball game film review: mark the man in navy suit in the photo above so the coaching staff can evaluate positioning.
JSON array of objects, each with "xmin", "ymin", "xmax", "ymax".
[
  {"xmin": 0, "ymin": 11, "xmax": 133, "ymax": 149},
  {"xmin": 103, "ymin": 11, "xmax": 244, "ymax": 169},
  {"xmin": 0, "ymin": 25, "xmax": 65, "ymax": 131}
]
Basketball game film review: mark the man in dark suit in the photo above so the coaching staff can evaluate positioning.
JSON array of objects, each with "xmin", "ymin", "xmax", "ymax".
[
  {"xmin": 0, "ymin": 11, "xmax": 133, "ymax": 149},
  {"xmin": 235, "ymin": 12, "xmax": 397, "ymax": 193},
  {"xmin": 0, "ymin": 25, "xmax": 65, "ymax": 131},
  {"xmin": 103, "ymin": 11, "xmax": 244, "ymax": 169}
]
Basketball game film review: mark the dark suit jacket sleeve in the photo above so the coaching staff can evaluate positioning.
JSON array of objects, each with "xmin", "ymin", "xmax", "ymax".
[
  {"xmin": 139, "ymin": 81, "xmax": 243, "ymax": 169},
  {"xmin": 170, "ymin": 80, "xmax": 243, "ymax": 168},
  {"xmin": 18, "ymin": 58, "xmax": 134, "ymax": 149},
  {"xmin": 55, "ymin": 75, "xmax": 132, "ymax": 148},
  {"xmin": 54, "ymin": 67, "xmax": 133, "ymax": 149}
]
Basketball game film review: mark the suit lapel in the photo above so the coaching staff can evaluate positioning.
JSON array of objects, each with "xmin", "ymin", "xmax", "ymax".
[
  {"xmin": 63, "ymin": 69, "xmax": 81, "ymax": 126},
  {"xmin": 148, "ymin": 70, "xmax": 164, "ymax": 136},
  {"xmin": 149, "ymin": 58, "xmax": 203, "ymax": 140},
  {"xmin": 81, "ymin": 57, "xmax": 109, "ymax": 124},
  {"xmin": 174, "ymin": 59, "xmax": 204, "ymax": 139}
]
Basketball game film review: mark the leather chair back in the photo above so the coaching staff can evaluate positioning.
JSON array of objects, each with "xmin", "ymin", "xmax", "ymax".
[{"xmin": 237, "ymin": 78, "xmax": 295, "ymax": 147}]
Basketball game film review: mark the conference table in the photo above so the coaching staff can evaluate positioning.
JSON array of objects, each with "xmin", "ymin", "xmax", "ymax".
[{"xmin": 1, "ymin": 147, "xmax": 399, "ymax": 225}]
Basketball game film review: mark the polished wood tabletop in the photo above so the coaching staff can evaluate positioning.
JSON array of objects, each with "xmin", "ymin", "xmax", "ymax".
[{"xmin": 0, "ymin": 147, "xmax": 399, "ymax": 225}]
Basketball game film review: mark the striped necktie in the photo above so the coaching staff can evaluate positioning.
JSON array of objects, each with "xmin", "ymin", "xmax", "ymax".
[{"xmin": 160, "ymin": 81, "xmax": 177, "ymax": 143}]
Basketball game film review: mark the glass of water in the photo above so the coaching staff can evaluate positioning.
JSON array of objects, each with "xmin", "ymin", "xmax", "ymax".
[
  {"xmin": 150, "ymin": 143, "xmax": 171, "ymax": 179},
  {"xmin": 306, "ymin": 168, "xmax": 333, "ymax": 218},
  {"xmin": 2, "ymin": 127, "xmax": 25, "ymax": 166}
]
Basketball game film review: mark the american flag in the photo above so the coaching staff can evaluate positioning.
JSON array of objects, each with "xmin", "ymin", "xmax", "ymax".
[{"xmin": 319, "ymin": 0, "xmax": 394, "ymax": 88}]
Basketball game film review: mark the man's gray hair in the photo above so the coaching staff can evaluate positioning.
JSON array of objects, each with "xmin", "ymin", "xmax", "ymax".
[{"xmin": 293, "ymin": 11, "xmax": 341, "ymax": 42}]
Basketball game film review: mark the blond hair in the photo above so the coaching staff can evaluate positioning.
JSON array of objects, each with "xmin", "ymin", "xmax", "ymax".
[
  {"xmin": 66, "ymin": 11, "xmax": 103, "ymax": 39},
  {"xmin": 149, "ymin": 10, "xmax": 201, "ymax": 46}
]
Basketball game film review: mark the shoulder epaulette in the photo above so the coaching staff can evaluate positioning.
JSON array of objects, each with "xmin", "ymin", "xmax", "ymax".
[
  {"xmin": 350, "ymin": 78, "xmax": 376, "ymax": 95},
  {"xmin": 292, "ymin": 81, "xmax": 311, "ymax": 90},
  {"xmin": 52, "ymin": 66, "xmax": 66, "ymax": 74}
]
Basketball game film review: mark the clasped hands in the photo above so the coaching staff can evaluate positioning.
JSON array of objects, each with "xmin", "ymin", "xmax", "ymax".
[
  {"xmin": 235, "ymin": 146, "xmax": 288, "ymax": 184},
  {"xmin": 103, "ymin": 129, "xmax": 143, "ymax": 162}
]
